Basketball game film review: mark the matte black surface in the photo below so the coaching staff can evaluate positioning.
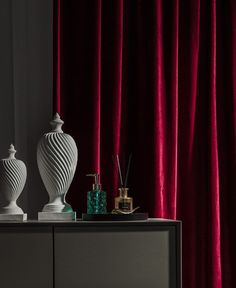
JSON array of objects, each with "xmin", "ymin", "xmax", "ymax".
[
  {"xmin": 0, "ymin": 219, "xmax": 182, "ymax": 288},
  {"xmin": 55, "ymin": 229, "xmax": 169, "ymax": 288},
  {"xmin": 0, "ymin": 226, "xmax": 53, "ymax": 288},
  {"xmin": 0, "ymin": 218, "xmax": 180, "ymax": 227},
  {"xmin": 82, "ymin": 212, "xmax": 148, "ymax": 221},
  {"xmin": 53, "ymin": 220, "xmax": 181, "ymax": 288}
]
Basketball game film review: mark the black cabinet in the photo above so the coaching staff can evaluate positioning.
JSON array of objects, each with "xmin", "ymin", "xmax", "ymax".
[
  {"xmin": 0, "ymin": 219, "xmax": 181, "ymax": 288},
  {"xmin": 0, "ymin": 226, "xmax": 53, "ymax": 288}
]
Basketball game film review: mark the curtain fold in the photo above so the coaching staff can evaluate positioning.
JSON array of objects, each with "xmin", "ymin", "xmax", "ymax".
[
  {"xmin": 100, "ymin": 0, "xmax": 124, "ymax": 205},
  {"xmin": 209, "ymin": 1, "xmax": 222, "ymax": 287},
  {"xmin": 153, "ymin": 0, "xmax": 179, "ymax": 219},
  {"xmin": 54, "ymin": 0, "xmax": 236, "ymax": 287},
  {"xmin": 93, "ymin": 0, "xmax": 102, "ymax": 173}
]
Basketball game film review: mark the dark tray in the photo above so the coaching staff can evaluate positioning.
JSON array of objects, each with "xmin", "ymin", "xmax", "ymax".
[{"xmin": 82, "ymin": 213, "xmax": 148, "ymax": 221}]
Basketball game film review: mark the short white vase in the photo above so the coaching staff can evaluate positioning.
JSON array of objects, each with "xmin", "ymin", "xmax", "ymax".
[
  {"xmin": 37, "ymin": 113, "xmax": 78, "ymax": 215},
  {"xmin": 0, "ymin": 144, "xmax": 27, "ymax": 215}
]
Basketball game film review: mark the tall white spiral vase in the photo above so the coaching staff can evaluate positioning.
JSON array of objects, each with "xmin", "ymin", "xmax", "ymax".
[
  {"xmin": 37, "ymin": 113, "xmax": 78, "ymax": 220},
  {"xmin": 0, "ymin": 144, "xmax": 27, "ymax": 220}
]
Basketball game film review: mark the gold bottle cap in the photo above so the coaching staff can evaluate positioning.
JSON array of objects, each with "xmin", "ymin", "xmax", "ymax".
[{"xmin": 119, "ymin": 187, "xmax": 129, "ymax": 198}]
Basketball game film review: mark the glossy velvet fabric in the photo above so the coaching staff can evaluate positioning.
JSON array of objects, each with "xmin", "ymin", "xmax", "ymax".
[{"xmin": 53, "ymin": 0, "xmax": 236, "ymax": 287}]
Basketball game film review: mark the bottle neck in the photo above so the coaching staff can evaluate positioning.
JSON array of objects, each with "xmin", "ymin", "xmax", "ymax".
[
  {"xmin": 119, "ymin": 188, "xmax": 129, "ymax": 198},
  {"xmin": 93, "ymin": 183, "xmax": 101, "ymax": 191}
]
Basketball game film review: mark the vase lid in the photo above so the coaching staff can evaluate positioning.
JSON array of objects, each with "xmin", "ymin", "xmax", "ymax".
[
  {"xmin": 50, "ymin": 113, "xmax": 64, "ymax": 133},
  {"xmin": 7, "ymin": 144, "xmax": 16, "ymax": 160}
]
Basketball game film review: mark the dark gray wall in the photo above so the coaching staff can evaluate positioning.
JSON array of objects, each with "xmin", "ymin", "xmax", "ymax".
[{"xmin": 0, "ymin": 0, "xmax": 53, "ymax": 218}]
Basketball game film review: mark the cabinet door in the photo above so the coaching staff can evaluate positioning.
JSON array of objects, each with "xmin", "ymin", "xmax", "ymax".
[
  {"xmin": 55, "ymin": 226, "xmax": 172, "ymax": 288},
  {"xmin": 0, "ymin": 226, "xmax": 53, "ymax": 288}
]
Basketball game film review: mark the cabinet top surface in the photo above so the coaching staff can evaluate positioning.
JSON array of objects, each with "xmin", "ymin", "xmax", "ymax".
[{"xmin": 0, "ymin": 218, "xmax": 181, "ymax": 227}]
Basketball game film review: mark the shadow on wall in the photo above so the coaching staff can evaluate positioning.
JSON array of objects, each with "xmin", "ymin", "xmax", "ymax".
[{"xmin": 0, "ymin": 0, "xmax": 53, "ymax": 218}]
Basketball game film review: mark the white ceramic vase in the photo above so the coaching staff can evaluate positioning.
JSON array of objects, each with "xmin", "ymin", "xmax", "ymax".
[
  {"xmin": 0, "ymin": 144, "xmax": 27, "ymax": 214},
  {"xmin": 37, "ymin": 113, "xmax": 78, "ymax": 213}
]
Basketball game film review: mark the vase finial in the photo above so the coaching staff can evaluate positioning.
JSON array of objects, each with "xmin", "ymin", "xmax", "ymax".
[
  {"xmin": 8, "ymin": 144, "xmax": 16, "ymax": 159},
  {"xmin": 50, "ymin": 113, "xmax": 64, "ymax": 133}
]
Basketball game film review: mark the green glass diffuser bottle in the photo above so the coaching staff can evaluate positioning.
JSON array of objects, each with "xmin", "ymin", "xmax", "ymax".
[{"xmin": 86, "ymin": 173, "xmax": 107, "ymax": 214}]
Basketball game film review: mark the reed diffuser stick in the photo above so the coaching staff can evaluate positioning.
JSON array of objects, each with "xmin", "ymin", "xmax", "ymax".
[
  {"xmin": 124, "ymin": 153, "xmax": 132, "ymax": 188},
  {"xmin": 116, "ymin": 155, "xmax": 123, "ymax": 187}
]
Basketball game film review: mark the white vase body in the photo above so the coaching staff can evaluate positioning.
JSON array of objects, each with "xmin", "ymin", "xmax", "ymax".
[
  {"xmin": 0, "ymin": 145, "xmax": 27, "ymax": 214},
  {"xmin": 37, "ymin": 114, "xmax": 78, "ymax": 213}
]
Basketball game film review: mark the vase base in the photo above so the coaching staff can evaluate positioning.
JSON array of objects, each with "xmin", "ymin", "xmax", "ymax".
[
  {"xmin": 38, "ymin": 211, "xmax": 76, "ymax": 221},
  {"xmin": 42, "ymin": 202, "xmax": 73, "ymax": 213},
  {"xmin": 0, "ymin": 213, "xmax": 27, "ymax": 221},
  {"xmin": 0, "ymin": 206, "xmax": 24, "ymax": 214}
]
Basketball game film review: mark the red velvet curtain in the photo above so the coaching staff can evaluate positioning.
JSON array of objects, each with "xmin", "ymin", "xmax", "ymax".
[{"xmin": 53, "ymin": 0, "xmax": 236, "ymax": 287}]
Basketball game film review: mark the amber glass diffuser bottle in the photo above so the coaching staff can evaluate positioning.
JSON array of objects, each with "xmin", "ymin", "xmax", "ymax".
[
  {"xmin": 114, "ymin": 154, "xmax": 133, "ymax": 213},
  {"xmin": 115, "ymin": 187, "xmax": 133, "ymax": 212}
]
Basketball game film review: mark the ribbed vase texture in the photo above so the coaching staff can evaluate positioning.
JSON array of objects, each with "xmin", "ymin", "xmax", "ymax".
[
  {"xmin": 37, "ymin": 132, "xmax": 78, "ymax": 212},
  {"xmin": 0, "ymin": 157, "xmax": 27, "ymax": 214}
]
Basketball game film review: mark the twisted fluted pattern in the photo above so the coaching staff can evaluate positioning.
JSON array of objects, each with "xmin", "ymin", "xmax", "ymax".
[
  {"xmin": 0, "ymin": 159, "xmax": 27, "ymax": 202},
  {"xmin": 37, "ymin": 132, "xmax": 78, "ymax": 200}
]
